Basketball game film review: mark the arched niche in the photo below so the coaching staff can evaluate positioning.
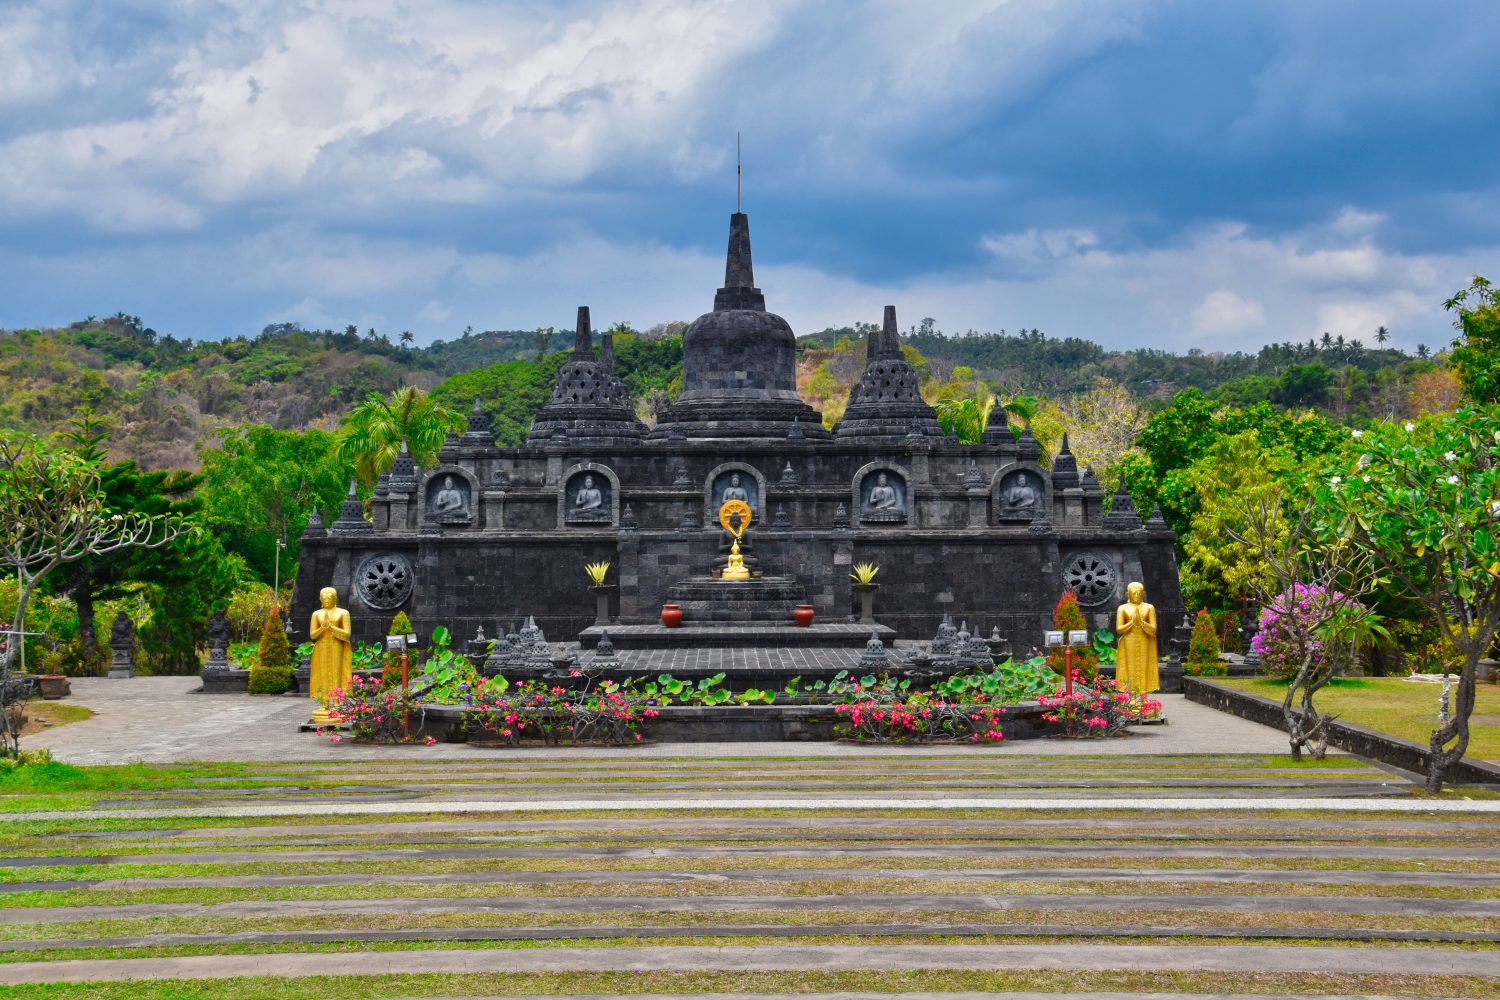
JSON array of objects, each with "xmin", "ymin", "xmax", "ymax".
[
  {"xmin": 703, "ymin": 463, "xmax": 766, "ymax": 524},
  {"xmin": 991, "ymin": 462, "xmax": 1048, "ymax": 524},
  {"xmin": 559, "ymin": 462, "xmax": 620, "ymax": 527},
  {"xmin": 422, "ymin": 466, "xmax": 480, "ymax": 526},
  {"xmin": 851, "ymin": 461, "xmax": 911, "ymax": 527}
]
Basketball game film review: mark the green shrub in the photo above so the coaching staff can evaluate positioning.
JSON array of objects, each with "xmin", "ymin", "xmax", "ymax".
[
  {"xmin": 258, "ymin": 606, "xmax": 292, "ymax": 670},
  {"xmin": 248, "ymin": 664, "xmax": 294, "ymax": 694},
  {"xmin": 382, "ymin": 611, "xmax": 414, "ymax": 688},
  {"xmin": 1185, "ymin": 609, "xmax": 1226, "ymax": 675}
]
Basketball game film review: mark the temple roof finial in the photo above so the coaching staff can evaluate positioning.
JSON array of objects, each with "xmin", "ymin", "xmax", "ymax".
[
  {"xmin": 714, "ymin": 213, "xmax": 766, "ymax": 311},
  {"xmin": 879, "ymin": 305, "xmax": 901, "ymax": 359},
  {"xmin": 573, "ymin": 306, "xmax": 594, "ymax": 358}
]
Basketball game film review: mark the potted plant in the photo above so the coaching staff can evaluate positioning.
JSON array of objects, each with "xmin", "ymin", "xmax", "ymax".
[
  {"xmin": 850, "ymin": 562, "xmax": 880, "ymax": 625},
  {"xmin": 585, "ymin": 561, "xmax": 614, "ymax": 626},
  {"xmin": 37, "ymin": 674, "xmax": 70, "ymax": 700}
]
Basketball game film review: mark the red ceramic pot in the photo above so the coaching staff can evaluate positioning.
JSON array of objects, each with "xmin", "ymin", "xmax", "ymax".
[
  {"xmin": 793, "ymin": 604, "xmax": 815, "ymax": 628},
  {"xmin": 661, "ymin": 604, "xmax": 684, "ymax": 628}
]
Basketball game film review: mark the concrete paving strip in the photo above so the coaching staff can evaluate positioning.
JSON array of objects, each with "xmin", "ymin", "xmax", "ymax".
[
  {"xmin": 43, "ymin": 814, "xmax": 1494, "ymax": 841},
  {"xmin": 55, "ymin": 828, "xmax": 1489, "ymax": 850},
  {"xmin": 3, "ymin": 840, "xmax": 1490, "ymax": 867},
  {"xmin": 4, "ymin": 891, "xmax": 1496, "ymax": 925},
  {"xmin": 377, "ymin": 993, "xmax": 1427, "ymax": 1000},
  {"xmin": 8, "ymin": 864, "xmax": 1498, "ymax": 894},
  {"xmin": 3, "ymin": 922, "xmax": 1496, "ymax": 953},
  {"xmin": 2, "ymin": 942, "xmax": 1497, "ymax": 984},
  {"xmin": 215, "ymin": 765, "xmax": 1387, "ymax": 781},
  {"xmin": 90, "ymin": 785, "xmax": 1419, "ymax": 811},
  {"xmin": 8, "ymin": 795, "xmax": 1500, "ymax": 823},
  {"xmin": 169, "ymin": 775, "xmax": 1397, "ymax": 789}
]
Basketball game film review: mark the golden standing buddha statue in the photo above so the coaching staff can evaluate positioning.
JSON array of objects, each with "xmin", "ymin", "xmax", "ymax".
[
  {"xmin": 308, "ymin": 587, "xmax": 353, "ymax": 725},
  {"xmin": 1114, "ymin": 581, "xmax": 1159, "ymax": 695}
]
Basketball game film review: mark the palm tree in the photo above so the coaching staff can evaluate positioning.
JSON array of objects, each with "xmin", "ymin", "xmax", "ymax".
[
  {"xmin": 1375, "ymin": 325, "xmax": 1390, "ymax": 345},
  {"xmin": 1000, "ymin": 394, "xmax": 1041, "ymax": 428},
  {"xmin": 1416, "ymin": 344, "xmax": 1430, "ymax": 359},
  {"xmin": 935, "ymin": 393, "xmax": 995, "ymax": 444},
  {"xmin": 399, "ymin": 330, "xmax": 415, "ymax": 355},
  {"xmin": 336, "ymin": 386, "xmax": 463, "ymax": 484},
  {"xmin": 1320, "ymin": 332, "xmax": 1333, "ymax": 350}
]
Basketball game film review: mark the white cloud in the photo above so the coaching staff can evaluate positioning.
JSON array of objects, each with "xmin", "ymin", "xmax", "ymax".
[{"xmin": 1190, "ymin": 290, "xmax": 1265, "ymax": 337}]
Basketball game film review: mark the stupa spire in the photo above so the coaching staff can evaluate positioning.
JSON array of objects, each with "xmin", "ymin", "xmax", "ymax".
[
  {"xmin": 572, "ymin": 306, "xmax": 594, "ymax": 358},
  {"xmin": 879, "ymin": 304, "xmax": 902, "ymax": 359},
  {"xmin": 713, "ymin": 213, "xmax": 766, "ymax": 312}
]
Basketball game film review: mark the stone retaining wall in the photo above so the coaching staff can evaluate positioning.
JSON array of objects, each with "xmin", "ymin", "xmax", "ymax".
[{"xmin": 1184, "ymin": 676, "xmax": 1500, "ymax": 786}]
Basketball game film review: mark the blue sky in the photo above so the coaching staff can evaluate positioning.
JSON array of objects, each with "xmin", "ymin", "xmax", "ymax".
[{"xmin": 3, "ymin": 0, "xmax": 1499, "ymax": 353}]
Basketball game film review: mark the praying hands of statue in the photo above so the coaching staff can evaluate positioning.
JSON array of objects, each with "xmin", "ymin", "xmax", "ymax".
[{"xmin": 1117, "ymin": 606, "xmax": 1137, "ymax": 634}]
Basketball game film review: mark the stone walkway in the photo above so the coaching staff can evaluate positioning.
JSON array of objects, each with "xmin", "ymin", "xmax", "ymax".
[
  {"xmin": 4, "ymin": 941, "xmax": 1498, "ymax": 984},
  {"xmin": 26, "ymin": 676, "xmax": 1298, "ymax": 763}
]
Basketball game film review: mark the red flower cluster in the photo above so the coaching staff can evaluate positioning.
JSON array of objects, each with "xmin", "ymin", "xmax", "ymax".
[{"xmin": 834, "ymin": 698, "xmax": 1004, "ymax": 744}]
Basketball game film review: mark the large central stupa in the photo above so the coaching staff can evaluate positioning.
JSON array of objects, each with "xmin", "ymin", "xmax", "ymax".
[{"xmin": 292, "ymin": 209, "xmax": 1185, "ymax": 661}]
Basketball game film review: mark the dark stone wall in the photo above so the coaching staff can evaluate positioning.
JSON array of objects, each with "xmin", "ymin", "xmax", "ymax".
[{"xmin": 293, "ymin": 434, "xmax": 1185, "ymax": 653}]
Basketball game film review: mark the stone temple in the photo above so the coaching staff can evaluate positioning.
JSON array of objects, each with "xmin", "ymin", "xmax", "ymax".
[{"xmin": 292, "ymin": 211, "xmax": 1185, "ymax": 664}]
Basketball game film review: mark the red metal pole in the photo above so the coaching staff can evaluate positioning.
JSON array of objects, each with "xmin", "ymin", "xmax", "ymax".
[
  {"xmin": 1064, "ymin": 645, "xmax": 1074, "ymax": 699},
  {"xmin": 401, "ymin": 647, "xmax": 410, "ymax": 741}
]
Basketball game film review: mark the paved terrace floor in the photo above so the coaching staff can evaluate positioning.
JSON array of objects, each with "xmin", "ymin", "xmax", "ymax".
[{"xmin": 26, "ymin": 676, "xmax": 1299, "ymax": 764}]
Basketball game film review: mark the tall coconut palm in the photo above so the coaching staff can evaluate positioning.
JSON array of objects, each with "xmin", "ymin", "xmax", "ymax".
[
  {"xmin": 336, "ymin": 386, "xmax": 463, "ymax": 485},
  {"xmin": 1375, "ymin": 325, "xmax": 1390, "ymax": 345}
]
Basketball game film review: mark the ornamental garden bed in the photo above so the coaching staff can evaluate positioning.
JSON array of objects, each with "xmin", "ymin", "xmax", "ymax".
[{"xmin": 407, "ymin": 701, "xmax": 1057, "ymax": 744}]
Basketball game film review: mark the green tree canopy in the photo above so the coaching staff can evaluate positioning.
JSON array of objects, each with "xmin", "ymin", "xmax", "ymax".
[
  {"xmin": 198, "ymin": 426, "xmax": 349, "ymax": 585},
  {"xmin": 1445, "ymin": 274, "xmax": 1500, "ymax": 405},
  {"xmin": 1322, "ymin": 405, "xmax": 1500, "ymax": 790}
]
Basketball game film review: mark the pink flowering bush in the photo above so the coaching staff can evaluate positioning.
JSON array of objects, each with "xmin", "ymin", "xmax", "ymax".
[
  {"xmin": 1039, "ymin": 676, "xmax": 1145, "ymax": 738},
  {"xmin": 834, "ymin": 696, "xmax": 1005, "ymax": 743},
  {"xmin": 327, "ymin": 674, "xmax": 425, "ymax": 743},
  {"xmin": 1252, "ymin": 583, "xmax": 1363, "ymax": 682},
  {"xmin": 464, "ymin": 677, "xmax": 659, "ymax": 746},
  {"xmin": 829, "ymin": 676, "xmax": 1005, "ymax": 743}
]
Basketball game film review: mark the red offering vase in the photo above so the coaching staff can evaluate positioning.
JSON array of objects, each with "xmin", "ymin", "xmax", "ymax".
[
  {"xmin": 793, "ymin": 604, "xmax": 815, "ymax": 628},
  {"xmin": 661, "ymin": 604, "xmax": 684, "ymax": 628}
]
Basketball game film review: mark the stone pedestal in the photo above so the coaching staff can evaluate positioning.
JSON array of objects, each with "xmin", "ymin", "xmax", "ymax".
[
  {"xmin": 593, "ymin": 585, "xmax": 616, "ymax": 626},
  {"xmin": 200, "ymin": 666, "xmax": 248, "ymax": 693},
  {"xmin": 853, "ymin": 583, "xmax": 878, "ymax": 625},
  {"xmin": 107, "ymin": 611, "xmax": 136, "ymax": 679},
  {"xmin": 666, "ymin": 576, "xmax": 808, "ymax": 623}
]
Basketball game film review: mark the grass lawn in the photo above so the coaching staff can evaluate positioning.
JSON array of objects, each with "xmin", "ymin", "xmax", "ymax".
[
  {"xmin": 19, "ymin": 701, "xmax": 93, "ymax": 735},
  {"xmin": 1220, "ymin": 677, "xmax": 1500, "ymax": 761}
]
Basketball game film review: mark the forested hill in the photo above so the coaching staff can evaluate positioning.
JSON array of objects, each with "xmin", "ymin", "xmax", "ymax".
[
  {"xmin": 0, "ymin": 315, "xmax": 578, "ymax": 469},
  {"xmin": 1, "ymin": 312, "xmax": 1453, "ymax": 470},
  {"xmin": 800, "ymin": 323, "xmax": 1437, "ymax": 402}
]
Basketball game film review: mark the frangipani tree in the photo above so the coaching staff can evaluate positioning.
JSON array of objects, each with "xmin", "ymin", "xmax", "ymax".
[
  {"xmin": 0, "ymin": 432, "xmax": 186, "ymax": 755},
  {"xmin": 1323, "ymin": 406, "xmax": 1500, "ymax": 790}
]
